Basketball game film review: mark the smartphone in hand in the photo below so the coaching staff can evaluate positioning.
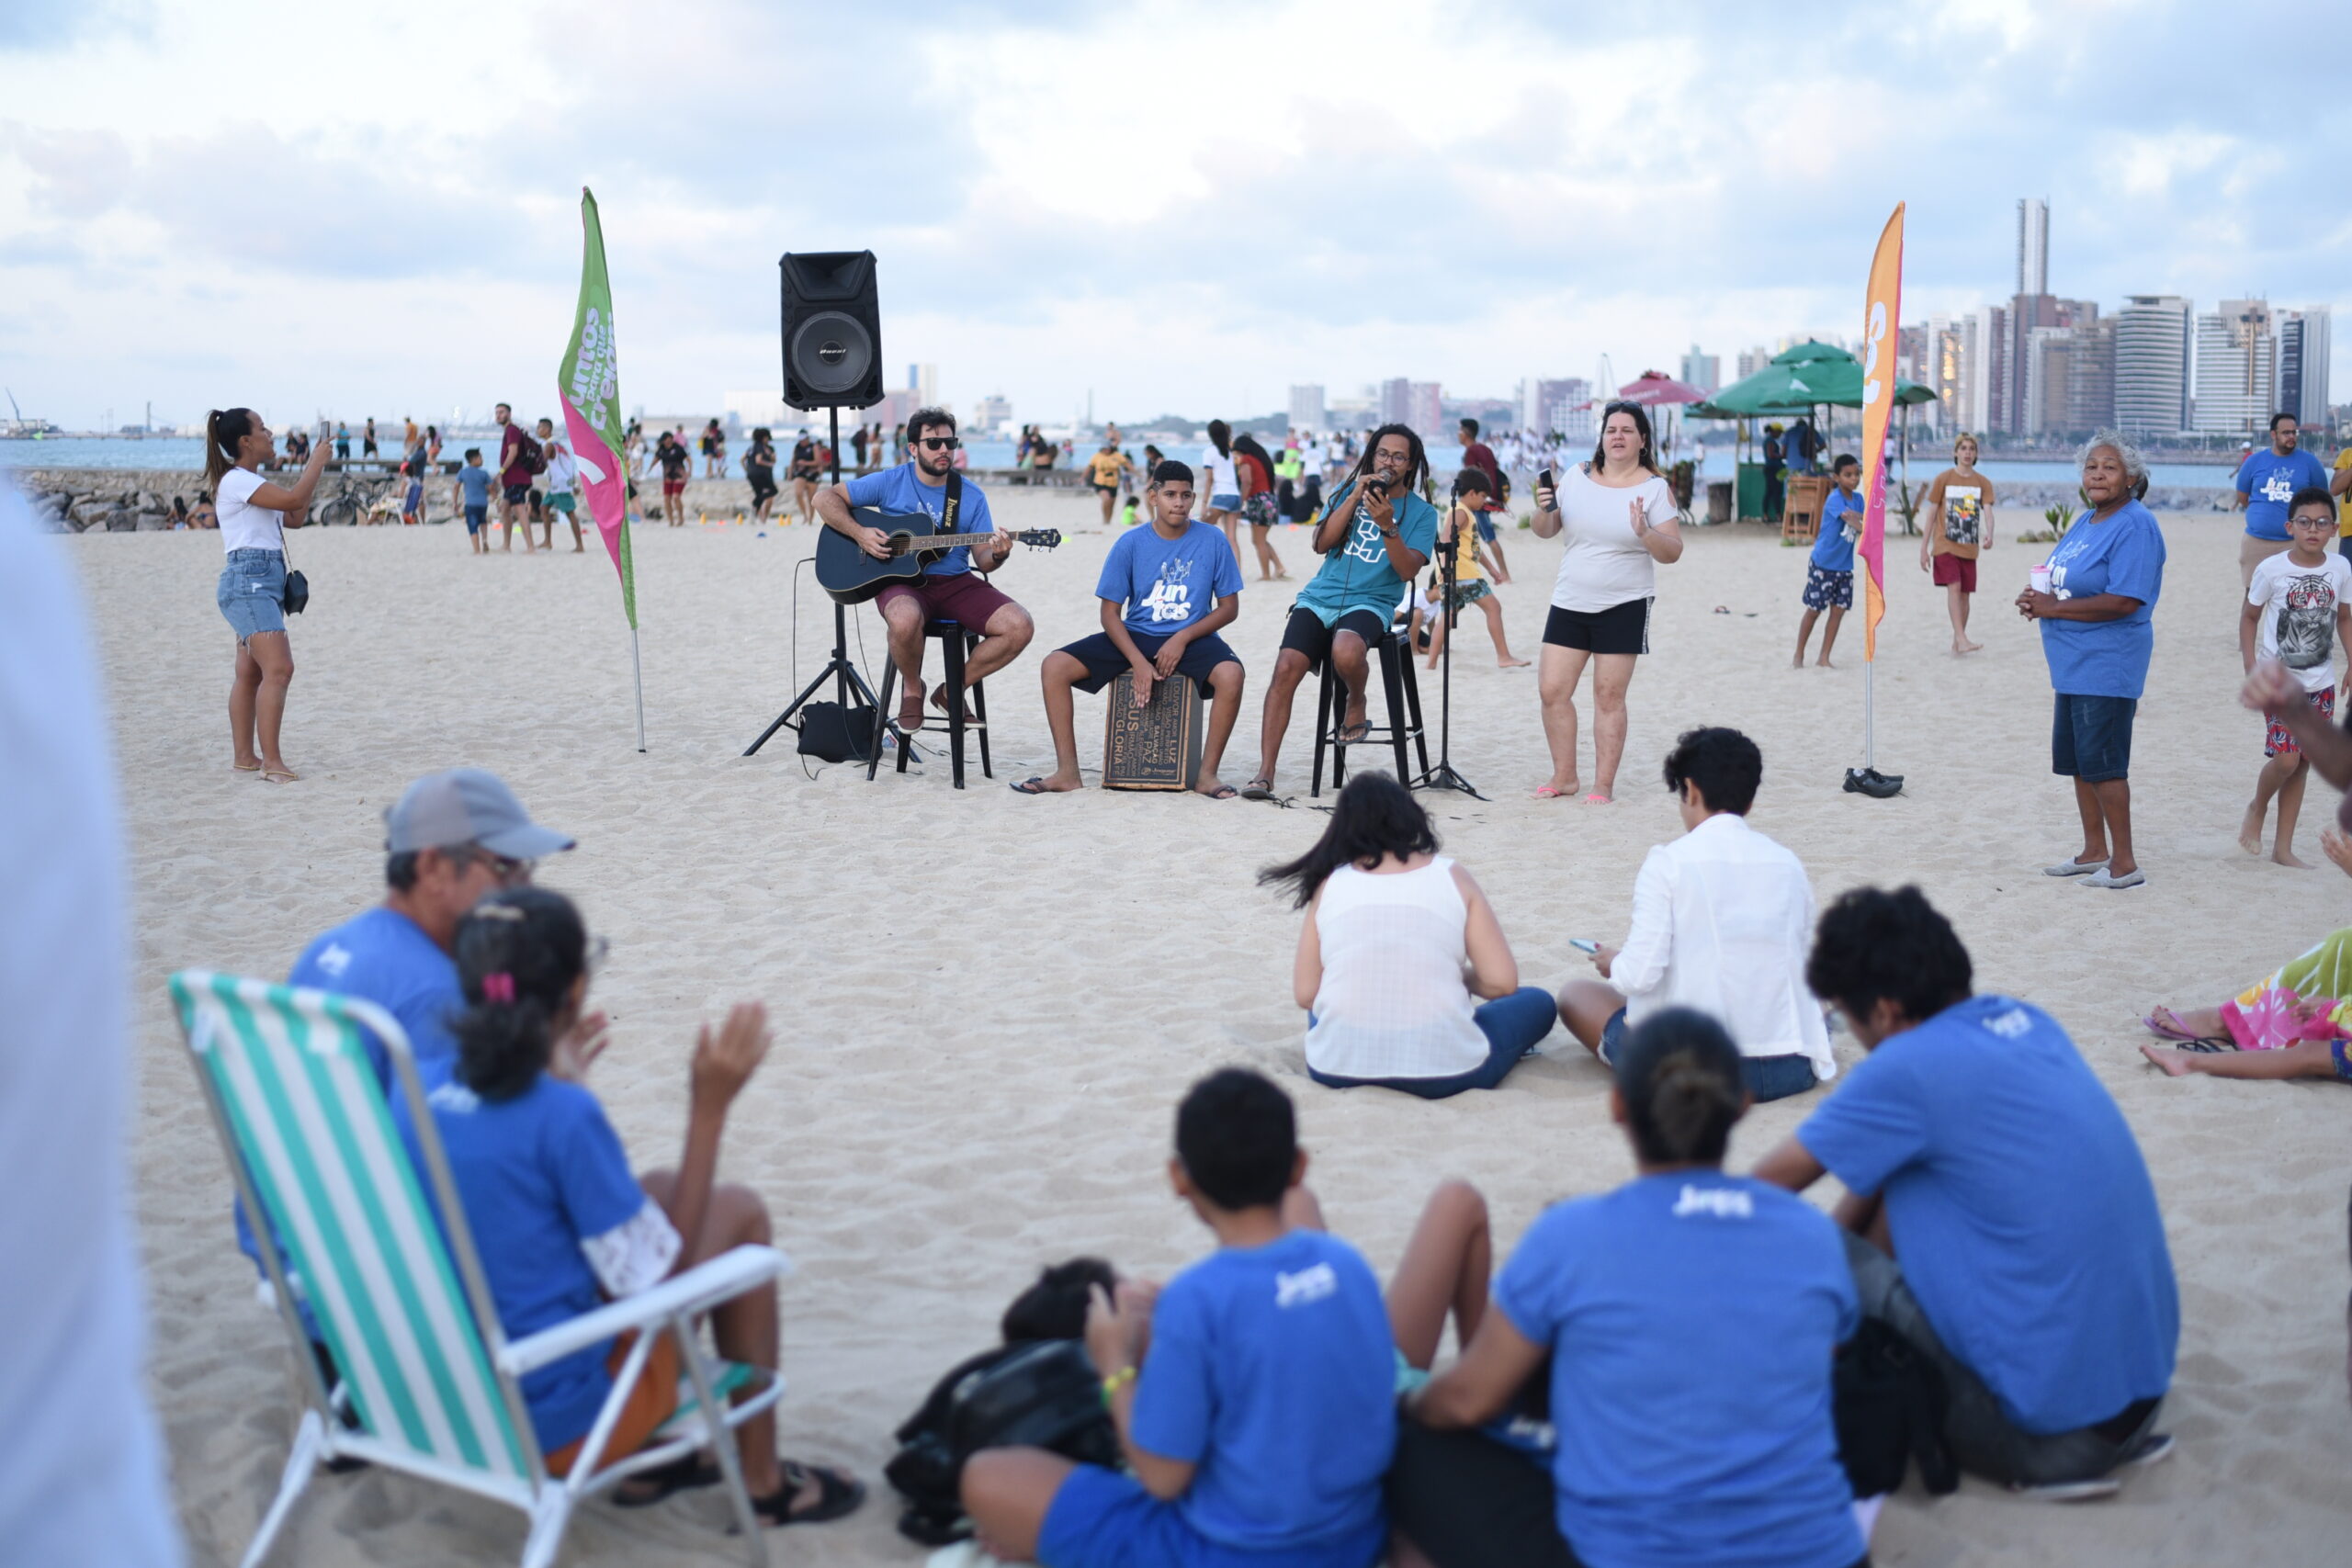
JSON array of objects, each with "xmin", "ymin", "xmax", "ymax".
[{"xmin": 1569, "ymin": 937, "xmax": 1600, "ymax": 954}]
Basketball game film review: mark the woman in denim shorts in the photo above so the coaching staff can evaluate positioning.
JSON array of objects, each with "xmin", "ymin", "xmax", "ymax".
[{"xmin": 206, "ymin": 407, "xmax": 327, "ymax": 784}]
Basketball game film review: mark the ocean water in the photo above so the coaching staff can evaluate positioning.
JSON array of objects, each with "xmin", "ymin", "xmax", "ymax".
[{"xmin": 1, "ymin": 434, "xmax": 2241, "ymax": 489}]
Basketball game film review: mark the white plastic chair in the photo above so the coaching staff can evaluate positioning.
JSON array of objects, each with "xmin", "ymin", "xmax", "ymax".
[{"xmin": 170, "ymin": 969, "xmax": 787, "ymax": 1567}]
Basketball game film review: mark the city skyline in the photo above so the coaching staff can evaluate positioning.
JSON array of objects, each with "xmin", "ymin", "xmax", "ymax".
[{"xmin": 2, "ymin": 1, "xmax": 2346, "ymax": 434}]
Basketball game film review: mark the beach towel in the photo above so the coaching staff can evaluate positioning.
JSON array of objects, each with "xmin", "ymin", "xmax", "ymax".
[{"xmin": 2222, "ymin": 927, "xmax": 2352, "ymax": 1051}]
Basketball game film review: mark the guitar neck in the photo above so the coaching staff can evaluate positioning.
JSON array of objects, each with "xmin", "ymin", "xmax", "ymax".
[{"xmin": 899, "ymin": 531, "xmax": 999, "ymax": 551}]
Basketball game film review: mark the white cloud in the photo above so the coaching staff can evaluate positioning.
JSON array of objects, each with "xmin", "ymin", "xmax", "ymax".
[{"xmin": 0, "ymin": 0, "xmax": 2342, "ymax": 429}]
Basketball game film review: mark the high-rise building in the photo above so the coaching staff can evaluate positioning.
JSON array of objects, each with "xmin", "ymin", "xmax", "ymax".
[
  {"xmin": 971, "ymin": 393, "xmax": 1012, "ymax": 434},
  {"xmin": 1966, "ymin": 306, "xmax": 2006, "ymax": 435},
  {"xmin": 1407, "ymin": 382, "xmax": 1443, "ymax": 437},
  {"xmin": 2278, "ymin": 310, "xmax": 2333, "ymax": 429},
  {"xmin": 907, "ymin": 363, "xmax": 939, "ymax": 409},
  {"xmin": 1679, "ymin": 347, "xmax": 1720, "ymax": 395},
  {"xmin": 2024, "ymin": 319, "xmax": 2115, "ymax": 438},
  {"xmin": 1916, "ymin": 316, "xmax": 1969, "ymax": 433},
  {"xmin": 1287, "ymin": 383, "xmax": 1327, "ymax": 433},
  {"xmin": 1518, "ymin": 378, "xmax": 1585, "ymax": 440},
  {"xmin": 1379, "ymin": 378, "xmax": 1412, "ymax": 427},
  {"xmin": 2017, "ymin": 198, "xmax": 2049, "ymax": 297},
  {"xmin": 1736, "ymin": 345, "xmax": 1772, "ymax": 381},
  {"xmin": 2114, "ymin": 295, "xmax": 2192, "ymax": 437},
  {"xmin": 2195, "ymin": 299, "xmax": 2278, "ymax": 435},
  {"xmin": 1553, "ymin": 380, "xmax": 1597, "ymax": 443}
]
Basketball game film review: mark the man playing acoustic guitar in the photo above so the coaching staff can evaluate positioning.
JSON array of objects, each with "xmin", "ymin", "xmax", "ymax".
[{"xmin": 819, "ymin": 406, "xmax": 1035, "ymax": 732}]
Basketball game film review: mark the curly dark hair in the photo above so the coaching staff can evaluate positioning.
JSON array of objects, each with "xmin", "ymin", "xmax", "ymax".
[{"xmin": 448, "ymin": 887, "xmax": 588, "ymax": 1101}]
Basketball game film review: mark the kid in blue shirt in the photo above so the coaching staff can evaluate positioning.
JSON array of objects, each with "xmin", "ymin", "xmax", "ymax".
[
  {"xmin": 1017, "ymin": 460, "xmax": 1248, "ymax": 801},
  {"xmin": 1392, "ymin": 1008, "xmax": 1863, "ymax": 1568},
  {"xmin": 399, "ymin": 887, "xmax": 865, "ymax": 1526},
  {"xmin": 961, "ymin": 1068, "xmax": 1396, "ymax": 1568},
  {"xmin": 1795, "ymin": 454, "xmax": 1862, "ymax": 668},
  {"xmin": 454, "ymin": 448, "xmax": 492, "ymax": 554}
]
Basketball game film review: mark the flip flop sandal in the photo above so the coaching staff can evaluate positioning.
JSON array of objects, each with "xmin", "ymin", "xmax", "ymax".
[
  {"xmin": 2179, "ymin": 1036, "xmax": 2240, "ymax": 1054},
  {"xmin": 2142, "ymin": 1010, "xmax": 2200, "ymax": 1042},
  {"xmin": 1335, "ymin": 720, "xmax": 1372, "ymax": 744},
  {"xmin": 1240, "ymin": 777, "xmax": 1277, "ymax": 801},
  {"xmin": 1531, "ymin": 784, "xmax": 1573, "ymax": 800},
  {"xmin": 752, "ymin": 1461, "xmax": 865, "ymax": 1527},
  {"xmin": 1202, "ymin": 784, "xmax": 1238, "ymax": 800},
  {"xmin": 613, "ymin": 1452, "xmax": 722, "ymax": 1507},
  {"xmin": 1582, "ymin": 793, "xmax": 1614, "ymax": 805},
  {"xmin": 261, "ymin": 769, "xmax": 301, "ymax": 784},
  {"xmin": 1008, "ymin": 777, "xmax": 1054, "ymax": 795},
  {"xmin": 232, "ymin": 761, "xmax": 262, "ymax": 774}
]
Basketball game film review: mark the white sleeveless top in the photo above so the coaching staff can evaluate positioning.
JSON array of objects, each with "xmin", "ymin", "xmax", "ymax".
[{"xmin": 1306, "ymin": 857, "xmax": 1487, "ymax": 1080}]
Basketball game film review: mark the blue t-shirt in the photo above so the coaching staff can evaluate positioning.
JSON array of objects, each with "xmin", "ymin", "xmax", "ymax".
[
  {"xmin": 1809, "ymin": 487, "xmax": 1862, "ymax": 570},
  {"xmin": 1795, "ymin": 995, "xmax": 2177, "ymax": 1433},
  {"xmin": 1494, "ymin": 1174, "xmax": 1861, "ymax": 1568},
  {"xmin": 2236, "ymin": 447, "xmax": 2330, "ymax": 540},
  {"xmin": 2038, "ymin": 501, "xmax": 2165, "ymax": 698},
  {"xmin": 1131, "ymin": 1229, "xmax": 1395, "ymax": 1552},
  {"xmin": 843, "ymin": 461, "xmax": 994, "ymax": 577},
  {"xmin": 1293, "ymin": 481, "xmax": 1440, "ymax": 627},
  {"xmin": 457, "ymin": 466, "xmax": 492, "ymax": 508},
  {"xmin": 1098, "ymin": 520, "xmax": 1244, "ymax": 638},
  {"xmin": 395, "ymin": 1068, "xmax": 651, "ymax": 1452}
]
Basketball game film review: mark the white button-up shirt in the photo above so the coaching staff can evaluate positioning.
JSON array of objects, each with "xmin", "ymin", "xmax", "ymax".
[{"xmin": 1614, "ymin": 812, "xmax": 1836, "ymax": 1080}]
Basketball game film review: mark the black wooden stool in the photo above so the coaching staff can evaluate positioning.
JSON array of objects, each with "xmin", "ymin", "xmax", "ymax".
[
  {"xmin": 871, "ymin": 620, "xmax": 992, "ymax": 789},
  {"xmin": 1310, "ymin": 625, "xmax": 1429, "ymax": 796}
]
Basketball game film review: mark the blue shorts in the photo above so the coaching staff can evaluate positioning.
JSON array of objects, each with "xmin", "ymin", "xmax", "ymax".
[
  {"xmin": 1600, "ymin": 1007, "xmax": 1818, "ymax": 1101},
  {"xmin": 465, "ymin": 505, "xmax": 488, "ymax": 535},
  {"xmin": 2052, "ymin": 693, "xmax": 2137, "ymax": 783},
  {"xmin": 1803, "ymin": 564, "xmax": 1853, "ymax": 610},
  {"xmin": 1038, "ymin": 1465, "xmax": 1385, "ymax": 1568},
  {"xmin": 217, "ymin": 548, "xmax": 287, "ymax": 641},
  {"xmin": 1210, "ymin": 492, "xmax": 1242, "ymax": 513},
  {"xmin": 1057, "ymin": 629, "xmax": 1241, "ymax": 694},
  {"xmin": 2335, "ymin": 1039, "xmax": 2352, "ymax": 1083}
]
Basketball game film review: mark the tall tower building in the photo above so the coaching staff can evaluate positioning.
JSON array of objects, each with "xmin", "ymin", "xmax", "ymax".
[
  {"xmin": 2195, "ymin": 300, "xmax": 2278, "ymax": 435},
  {"xmin": 1379, "ymin": 378, "xmax": 1412, "ymax": 427},
  {"xmin": 2278, "ymin": 310, "xmax": 2333, "ymax": 429},
  {"xmin": 2114, "ymin": 295, "xmax": 2192, "ymax": 436},
  {"xmin": 1287, "ymin": 384, "xmax": 1327, "ymax": 434},
  {"xmin": 1679, "ymin": 347, "xmax": 1720, "ymax": 396},
  {"xmin": 2017, "ymin": 198, "xmax": 2049, "ymax": 297},
  {"xmin": 1407, "ymin": 382, "xmax": 1443, "ymax": 438}
]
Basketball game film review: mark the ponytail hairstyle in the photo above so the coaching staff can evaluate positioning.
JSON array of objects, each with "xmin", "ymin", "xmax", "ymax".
[
  {"xmin": 449, "ymin": 886, "xmax": 588, "ymax": 1102},
  {"xmin": 1206, "ymin": 418, "xmax": 1233, "ymax": 458},
  {"xmin": 1258, "ymin": 771, "xmax": 1437, "ymax": 907},
  {"xmin": 205, "ymin": 408, "xmax": 259, "ymax": 496},
  {"xmin": 1614, "ymin": 1007, "xmax": 1746, "ymax": 1167}
]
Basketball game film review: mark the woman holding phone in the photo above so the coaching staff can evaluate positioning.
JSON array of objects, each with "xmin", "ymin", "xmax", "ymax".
[
  {"xmin": 206, "ymin": 407, "xmax": 327, "ymax": 784},
  {"xmin": 1529, "ymin": 401, "xmax": 1683, "ymax": 802}
]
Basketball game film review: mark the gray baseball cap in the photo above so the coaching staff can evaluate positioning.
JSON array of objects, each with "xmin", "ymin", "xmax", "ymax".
[{"xmin": 384, "ymin": 768, "xmax": 575, "ymax": 859}]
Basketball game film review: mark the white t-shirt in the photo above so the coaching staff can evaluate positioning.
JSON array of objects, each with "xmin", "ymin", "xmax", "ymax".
[
  {"xmin": 2248, "ymin": 550, "xmax": 2352, "ymax": 692},
  {"xmin": 1198, "ymin": 447, "xmax": 1238, "ymax": 501},
  {"xmin": 214, "ymin": 468, "xmax": 282, "ymax": 554},
  {"xmin": 1549, "ymin": 464, "xmax": 1676, "ymax": 614},
  {"xmin": 542, "ymin": 438, "xmax": 577, "ymax": 495}
]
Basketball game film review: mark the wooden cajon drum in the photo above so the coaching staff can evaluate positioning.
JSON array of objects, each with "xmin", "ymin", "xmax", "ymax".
[{"xmin": 1102, "ymin": 672, "xmax": 1204, "ymax": 790}]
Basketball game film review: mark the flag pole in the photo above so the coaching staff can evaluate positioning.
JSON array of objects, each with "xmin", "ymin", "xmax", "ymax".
[{"xmin": 630, "ymin": 625, "xmax": 646, "ymax": 752}]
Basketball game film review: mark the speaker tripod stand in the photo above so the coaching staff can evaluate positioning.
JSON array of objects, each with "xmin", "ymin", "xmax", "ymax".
[
  {"xmin": 1409, "ymin": 513, "xmax": 1487, "ymax": 800},
  {"xmin": 741, "ymin": 404, "xmax": 922, "ymax": 765}
]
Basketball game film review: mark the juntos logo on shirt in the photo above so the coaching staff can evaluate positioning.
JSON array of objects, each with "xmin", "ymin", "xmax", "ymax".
[
  {"xmin": 1273, "ymin": 1262, "xmax": 1338, "ymax": 1308},
  {"xmin": 1981, "ymin": 1007, "xmax": 2032, "ymax": 1039},
  {"xmin": 1670, "ymin": 1185, "xmax": 1754, "ymax": 1220},
  {"xmin": 314, "ymin": 942, "xmax": 353, "ymax": 979}
]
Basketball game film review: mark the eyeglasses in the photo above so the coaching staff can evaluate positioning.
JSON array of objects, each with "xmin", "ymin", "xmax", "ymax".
[
  {"xmin": 454, "ymin": 847, "xmax": 537, "ymax": 887},
  {"xmin": 1603, "ymin": 401, "xmax": 1644, "ymax": 418},
  {"xmin": 918, "ymin": 436, "xmax": 961, "ymax": 451}
]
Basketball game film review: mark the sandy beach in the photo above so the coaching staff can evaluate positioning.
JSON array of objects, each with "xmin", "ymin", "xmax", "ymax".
[{"xmin": 82, "ymin": 492, "xmax": 2352, "ymax": 1565}]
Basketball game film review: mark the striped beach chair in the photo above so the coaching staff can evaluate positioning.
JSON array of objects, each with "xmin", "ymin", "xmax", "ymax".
[{"xmin": 171, "ymin": 969, "xmax": 787, "ymax": 1568}]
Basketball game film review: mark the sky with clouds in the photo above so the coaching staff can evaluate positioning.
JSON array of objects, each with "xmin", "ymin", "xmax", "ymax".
[{"xmin": 0, "ymin": 0, "xmax": 2343, "ymax": 431}]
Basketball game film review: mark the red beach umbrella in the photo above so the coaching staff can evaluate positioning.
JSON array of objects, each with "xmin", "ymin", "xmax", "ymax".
[{"xmin": 1611, "ymin": 370, "xmax": 1710, "ymax": 406}]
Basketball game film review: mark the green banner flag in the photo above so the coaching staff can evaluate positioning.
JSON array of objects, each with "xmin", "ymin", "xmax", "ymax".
[{"xmin": 558, "ymin": 187, "xmax": 635, "ymax": 629}]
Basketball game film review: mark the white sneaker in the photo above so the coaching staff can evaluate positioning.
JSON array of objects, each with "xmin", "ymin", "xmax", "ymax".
[
  {"xmin": 2043, "ymin": 855, "xmax": 2108, "ymax": 876},
  {"xmin": 2083, "ymin": 866, "xmax": 2146, "ymax": 889}
]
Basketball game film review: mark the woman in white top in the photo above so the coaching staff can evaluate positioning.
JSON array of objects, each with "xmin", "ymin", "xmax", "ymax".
[
  {"xmin": 1263, "ymin": 773, "xmax": 1555, "ymax": 1099},
  {"xmin": 206, "ymin": 407, "xmax": 327, "ymax": 783},
  {"xmin": 1200, "ymin": 419, "xmax": 1243, "ymax": 557},
  {"xmin": 1529, "ymin": 402, "xmax": 1684, "ymax": 802}
]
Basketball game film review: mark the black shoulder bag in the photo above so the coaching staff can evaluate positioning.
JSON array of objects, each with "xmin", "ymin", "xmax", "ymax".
[{"xmin": 278, "ymin": 514, "xmax": 310, "ymax": 615}]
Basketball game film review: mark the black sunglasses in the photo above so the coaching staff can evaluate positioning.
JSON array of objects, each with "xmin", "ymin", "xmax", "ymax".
[{"xmin": 918, "ymin": 436, "xmax": 961, "ymax": 451}]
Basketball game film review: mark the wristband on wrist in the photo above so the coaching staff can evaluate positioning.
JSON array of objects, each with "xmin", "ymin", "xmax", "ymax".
[{"xmin": 1101, "ymin": 1366, "xmax": 1138, "ymax": 1404}]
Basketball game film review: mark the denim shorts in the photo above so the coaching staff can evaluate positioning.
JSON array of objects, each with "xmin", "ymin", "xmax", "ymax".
[
  {"xmin": 217, "ymin": 548, "xmax": 287, "ymax": 641},
  {"xmin": 2052, "ymin": 693, "xmax": 2137, "ymax": 783}
]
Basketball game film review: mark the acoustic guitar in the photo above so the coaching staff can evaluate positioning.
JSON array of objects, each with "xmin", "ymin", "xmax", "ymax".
[{"xmin": 815, "ymin": 505, "xmax": 1062, "ymax": 605}]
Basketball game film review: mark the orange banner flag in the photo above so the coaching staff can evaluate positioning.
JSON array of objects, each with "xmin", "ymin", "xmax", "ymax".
[{"xmin": 1858, "ymin": 203, "xmax": 1904, "ymax": 660}]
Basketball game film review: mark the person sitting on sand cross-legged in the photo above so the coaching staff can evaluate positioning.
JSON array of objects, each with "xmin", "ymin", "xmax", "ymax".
[
  {"xmin": 2142, "ymin": 820, "xmax": 2352, "ymax": 1083},
  {"xmin": 1385, "ymin": 1009, "xmax": 1867, "ymax": 1568},
  {"xmin": 1557, "ymin": 727, "xmax": 1836, "ymax": 1104},
  {"xmin": 1752, "ymin": 886, "xmax": 2179, "ymax": 1496},
  {"xmin": 1263, "ymin": 773, "xmax": 1555, "ymax": 1099},
  {"xmin": 1012, "ymin": 461, "xmax": 1247, "ymax": 799},
  {"xmin": 395, "ymin": 886, "xmax": 865, "ymax": 1526},
  {"xmin": 960, "ymin": 1066, "xmax": 1396, "ymax": 1568}
]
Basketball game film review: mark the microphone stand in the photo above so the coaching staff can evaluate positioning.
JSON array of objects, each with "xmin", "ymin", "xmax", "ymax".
[{"xmin": 1411, "ymin": 508, "xmax": 1486, "ymax": 799}]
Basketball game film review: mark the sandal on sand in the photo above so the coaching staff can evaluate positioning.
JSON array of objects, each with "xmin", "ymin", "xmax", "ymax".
[
  {"xmin": 752, "ymin": 1461, "xmax": 865, "ymax": 1527},
  {"xmin": 614, "ymin": 1452, "xmax": 721, "ymax": 1508},
  {"xmin": 2143, "ymin": 1009, "xmax": 2200, "ymax": 1042},
  {"xmin": 1008, "ymin": 777, "xmax": 1054, "ymax": 795},
  {"xmin": 261, "ymin": 769, "xmax": 301, "ymax": 784},
  {"xmin": 1202, "ymin": 784, "xmax": 1238, "ymax": 800},
  {"xmin": 1531, "ymin": 784, "xmax": 1572, "ymax": 800},
  {"xmin": 1240, "ymin": 777, "xmax": 1276, "ymax": 801},
  {"xmin": 1582, "ymin": 793, "xmax": 1613, "ymax": 805},
  {"xmin": 232, "ymin": 761, "xmax": 261, "ymax": 774},
  {"xmin": 1334, "ymin": 719, "xmax": 1372, "ymax": 744}
]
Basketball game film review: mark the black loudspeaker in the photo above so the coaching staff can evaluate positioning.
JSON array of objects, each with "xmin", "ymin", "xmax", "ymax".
[{"xmin": 780, "ymin": 250, "xmax": 883, "ymax": 411}]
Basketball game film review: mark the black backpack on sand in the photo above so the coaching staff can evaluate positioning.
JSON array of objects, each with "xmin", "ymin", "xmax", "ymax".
[
  {"xmin": 1833, "ymin": 1316, "xmax": 1958, "ymax": 1498},
  {"xmin": 885, "ymin": 1338, "xmax": 1122, "ymax": 1546}
]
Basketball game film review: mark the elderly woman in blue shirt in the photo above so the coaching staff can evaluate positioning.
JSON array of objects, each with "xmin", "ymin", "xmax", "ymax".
[{"xmin": 2017, "ymin": 433, "xmax": 2166, "ymax": 889}]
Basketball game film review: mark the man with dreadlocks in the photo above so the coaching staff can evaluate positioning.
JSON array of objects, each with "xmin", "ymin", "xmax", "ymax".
[{"xmin": 1241, "ymin": 423, "xmax": 1435, "ymax": 800}]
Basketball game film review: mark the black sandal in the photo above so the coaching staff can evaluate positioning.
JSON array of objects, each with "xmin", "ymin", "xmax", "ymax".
[
  {"xmin": 751, "ymin": 1460, "xmax": 865, "ymax": 1527},
  {"xmin": 2180, "ymin": 1036, "xmax": 2240, "ymax": 1054},
  {"xmin": 613, "ymin": 1452, "xmax": 720, "ymax": 1507}
]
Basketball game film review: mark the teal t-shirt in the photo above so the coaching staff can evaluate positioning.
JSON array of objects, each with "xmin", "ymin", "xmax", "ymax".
[{"xmin": 1294, "ymin": 480, "xmax": 1439, "ymax": 626}]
